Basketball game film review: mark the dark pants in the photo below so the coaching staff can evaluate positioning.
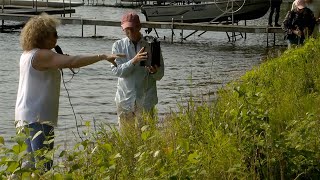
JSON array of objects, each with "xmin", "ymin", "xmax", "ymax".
[
  {"xmin": 24, "ymin": 122, "xmax": 54, "ymax": 171},
  {"xmin": 287, "ymin": 37, "xmax": 305, "ymax": 48},
  {"xmin": 269, "ymin": 2, "xmax": 281, "ymax": 25}
]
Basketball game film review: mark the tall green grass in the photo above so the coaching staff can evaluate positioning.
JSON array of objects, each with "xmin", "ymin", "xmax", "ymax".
[
  {"xmin": 1, "ymin": 38, "xmax": 320, "ymax": 179},
  {"xmin": 216, "ymin": 38, "xmax": 320, "ymax": 179}
]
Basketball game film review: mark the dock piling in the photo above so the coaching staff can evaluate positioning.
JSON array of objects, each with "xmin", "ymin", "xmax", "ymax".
[
  {"xmin": 1, "ymin": 0, "xmax": 3, "ymax": 31},
  {"xmin": 62, "ymin": 0, "xmax": 65, "ymax": 17},
  {"xmin": 244, "ymin": 20, "xmax": 247, "ymax": 39},
  {"xmin": 266, "ymin": 27, "xmax": 269, "ymax": 47},
  {"xmin": 81, "ymin": 17, "xmax": 83, "ymax": 37},
  {"xmin": 35, "ymin": 0, "xmax": 38, "ymax": 13},
  {"xmin": 180, "ymin": 16, "xmax": 183, "ymax": 44},
  {"xmin": 69, "ymin": 0, "xmax": 72, "ymax": 17},
  {"xmin": 171, "ymin": 18, "xmax": 174, "ymax": 44},
  {"xmin": 94, "ymin": 17, "xmax": 96, "ymax": 37}
]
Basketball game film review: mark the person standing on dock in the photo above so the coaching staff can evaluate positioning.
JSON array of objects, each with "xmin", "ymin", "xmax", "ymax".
[
  {"xmin": 111, "ymin": 12, "xmax": 164, "ymax": 133},
  {"xmin": 15, "ymin": 13, "xmax": 124, "ymax": 171},
  {"xmin": 283, "ymin": 0, "xmax": 316, "ymax": 48},
  {"xmin": 268, "ymin": 0, "xmax": 282, "ymax": 27}
]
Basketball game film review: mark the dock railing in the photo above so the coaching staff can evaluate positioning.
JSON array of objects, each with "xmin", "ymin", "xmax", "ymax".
[{"xmin": 0, "ymin": 13, "xmax": 284, "ymax": 46}]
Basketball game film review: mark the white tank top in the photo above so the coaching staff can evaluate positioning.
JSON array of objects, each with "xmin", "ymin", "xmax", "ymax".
[{"xmin": 15, "ymin": 49, "xmax": 61, "ymax": 127}]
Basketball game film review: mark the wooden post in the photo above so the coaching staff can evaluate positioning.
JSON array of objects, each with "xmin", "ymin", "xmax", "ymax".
[
  {"xmin": 171, "ymin": 18, "xmax": 174, "ymax": 44},
  {"xmin": 231, "ymin": 0, "xmax": 234, "ymax": 42},
  {"xmin": 244, "ymin": 20, "xmax": 247, "ymax": 39},
  {"xmin": 69, "ymin": 0, "xmax": 72, "ymax": 17},
  {"xmin": 266, "ymin": 27, "xmax": 269, "ymax": 47},
  {"xmin": 180, "ymin": 16, "xmax": 183, "ymax": 44},
  {"xmin": 35, "ymin": 0, "xmax": 37, "ymax": 13},
  {"xmin": 1, "ymin": 0, "xmax": 4, "ymax": 32},
  {"xmin": 94, "ymin": 17, "xmax": 96, "ymax": 37},
  {"xmin": 81, "ymin": 18, "xmax": 84, "ymax": 37},
  {"xmin": 63, "ymin": 0, "xmax": 65, "ymax": 17}
]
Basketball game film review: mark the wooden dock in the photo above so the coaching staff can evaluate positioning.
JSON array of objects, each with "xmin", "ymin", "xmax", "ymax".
[
  {"xmin": 0, "ymin": 5, "xmax": 76, "ymax": 32},
  {"xmin": 0, "ymin": 13, "xmax": 283, "ymax": 46},
  {"xmin": 1, "ymin": 6, "xmax": 75, "ymax": 15}
]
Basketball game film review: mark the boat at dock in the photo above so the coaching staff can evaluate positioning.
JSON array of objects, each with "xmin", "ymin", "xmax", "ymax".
[
  {"xmin": 1, "ymin": 0, "xmax": 84, "ymax": 8},
  {"xmin": 141, "ymin": 0, "xmax": 270, "ymax": 23}
]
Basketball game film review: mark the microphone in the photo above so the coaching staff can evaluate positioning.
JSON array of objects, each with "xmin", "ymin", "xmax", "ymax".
[
  {"xmin": 54, "ymin": 45, "xmax": 76, "ymax": 74},
  {"xmin": 54, "ymin": 45, "xmax": 63, "ymax": 54}
]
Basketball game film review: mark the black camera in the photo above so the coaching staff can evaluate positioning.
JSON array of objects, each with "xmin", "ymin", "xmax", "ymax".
[{"xmin": 140, "ymin": 36, "xmax": 161, "ymax": 67}]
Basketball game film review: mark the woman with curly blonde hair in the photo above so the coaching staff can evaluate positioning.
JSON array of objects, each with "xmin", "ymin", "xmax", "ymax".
[{"xmin": 15, "ymin": 13, "xmax": 125, "ymax": 171}]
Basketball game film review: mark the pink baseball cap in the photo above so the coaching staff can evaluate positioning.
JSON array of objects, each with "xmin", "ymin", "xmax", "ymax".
[
  {"xmin": 295, "ymin": 0, "xmax": 306, "ymax": 9},
  {"xmin": 121, "ymin": 12, "xmax": 141, "ymax": 30}
]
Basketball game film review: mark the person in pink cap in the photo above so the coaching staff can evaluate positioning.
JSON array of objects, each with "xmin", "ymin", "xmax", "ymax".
[
  {"xmin": 283, "ymin": 0, "xmax": 316, "ymax": 48},
  {"xmin": 110, "ymin": 12, "xmax": 164, "ymax": 133}
]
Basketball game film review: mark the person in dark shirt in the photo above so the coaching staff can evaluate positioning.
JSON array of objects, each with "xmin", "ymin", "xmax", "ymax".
[
  {"xmin": 283, "ymin": 0, "xmax": 316, "ymax": 48},
  {"xmin": 268, "ymin": 0, "xmax": 283, "ymax": 27}
]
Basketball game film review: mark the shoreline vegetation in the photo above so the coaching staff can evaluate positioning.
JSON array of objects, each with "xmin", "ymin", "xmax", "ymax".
[{"xmin": 1, "ymin": 38, "xmax": 320, "ymax": 179}]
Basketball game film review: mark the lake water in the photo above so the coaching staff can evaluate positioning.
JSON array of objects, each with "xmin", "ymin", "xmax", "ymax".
[{"xmin": 0, "ymin": 4, "xmax": 288, "ymax": 149}]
